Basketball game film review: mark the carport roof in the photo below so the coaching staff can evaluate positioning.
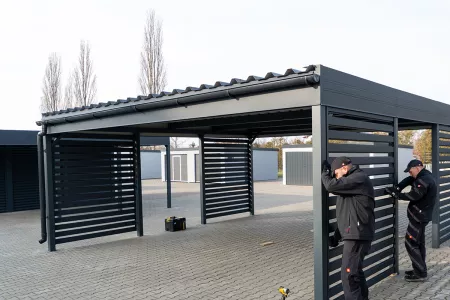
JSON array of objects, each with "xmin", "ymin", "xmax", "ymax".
[
  {"xmin": 37, "ymin": 64, "xmax": 450, "ymax": 135},
  {"xmin": 0, "ymin": 130, "xmax": 39, "ymax": 146}
]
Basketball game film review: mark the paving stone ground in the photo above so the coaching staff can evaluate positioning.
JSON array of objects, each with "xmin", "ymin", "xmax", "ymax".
[{"xmin": 0, "ymin": 180, "xmax": 448, "ymax": 300}]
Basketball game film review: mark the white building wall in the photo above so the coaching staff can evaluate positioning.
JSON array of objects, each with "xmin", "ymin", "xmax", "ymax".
[{"xmin": 161, "ymin": 149, "xmax": 199, "ymax": 183}]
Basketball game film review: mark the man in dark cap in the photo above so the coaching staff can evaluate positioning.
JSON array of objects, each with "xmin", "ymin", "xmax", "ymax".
[
  {"xmin": 322, "ymin": 157, "xmax": 375, "ymax": 300},
  {"xmin": 385, "ymin": 159, "xmax": 437, "ymax": 282}
]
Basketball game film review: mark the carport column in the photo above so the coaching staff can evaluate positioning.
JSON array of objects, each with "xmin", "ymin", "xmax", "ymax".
[
  {"xmin": 43, "ymin": 136, "xmax": 56, "ymax": 251},
  {"xmin": 312, "ymin": 105, "xmax": 328, "ymax": 300},
  {"xmin": 165, "ymin": 145, "xmax": 172, "ymax": 209},
  {"xmin": 135, "ymin": 133, "xmax": 144, "ymax": 237},
  {"xmin": 432, "ymin": 124, "xmax": 441, "ymax": 248},
  {"xmin": 199, "ymin": 135, "xmax": 206, "ymax": 224},
  {"xmin": 5, "ymin": 150, "xmax": 14, "ymax": 212},
  {"xmin": 392, "ymin": 118, "xmax": 400, "ymax": 274}
]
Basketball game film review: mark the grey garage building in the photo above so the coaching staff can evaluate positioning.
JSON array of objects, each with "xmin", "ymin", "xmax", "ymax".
[
  {"xmin": 0, "ymin": 130, "xmax": 39, "ymax": 213},
  {"xmin": 36, "ymin": 64, "xmax": 450, "ymax": 299},
  {"xmin": 161, "ymin": 147, "xmax": 278, "ymax": 183}
]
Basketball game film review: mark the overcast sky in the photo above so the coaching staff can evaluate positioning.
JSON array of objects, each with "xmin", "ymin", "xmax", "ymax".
[{"xmin": 1, "ymin": 0, "xmax": 449, "ymax": 131}]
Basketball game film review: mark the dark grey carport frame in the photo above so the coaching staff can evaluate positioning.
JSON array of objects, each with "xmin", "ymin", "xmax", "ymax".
[{"xmin": 37, "ymin": 65, "xmax": 450, "ymax": 299}]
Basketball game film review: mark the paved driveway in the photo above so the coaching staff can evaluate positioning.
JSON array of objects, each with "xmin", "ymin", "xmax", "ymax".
[{"xmin": 0, "ymin": 180, "xmax": 448, "ymax": 299}]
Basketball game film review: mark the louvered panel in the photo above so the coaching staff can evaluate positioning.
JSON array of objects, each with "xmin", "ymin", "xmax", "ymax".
[
  {"xmin": 0, "ymin": 150, "xmax": 6, "ymax": 213},
  {"xmin": 51, "ymin": 135, "xmax": 138, "ymax": 245},
  {"xmin": 201, "ymin": 137, "xmax": 253, "ymax": 221},
  {"xmin": 11, "ymin": 147, "xmax": 39, "ymax": 211}
]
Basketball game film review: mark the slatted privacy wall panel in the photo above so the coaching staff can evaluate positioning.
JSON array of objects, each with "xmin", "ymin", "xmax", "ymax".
[
  {"xmin": 0, "ymin": 150, "xmax": 6, "ymax": 213},
  {"xmin": 327, "ymin": 109, "xmax": 397, "ymax": 300},
  {"xmin": 201, "ymin": 137, "xmax": 253, "ymax": 222},
  {"xmin": 51, "ymin": 134, "xmax": 138, "ymax": 245},
  {"xmin": 12, "ymin": 147, "xmax": 40, "ymax": 211},
  {"xmin": 439, "ymin": 126, "xmax": 450, "ymax": 244}
]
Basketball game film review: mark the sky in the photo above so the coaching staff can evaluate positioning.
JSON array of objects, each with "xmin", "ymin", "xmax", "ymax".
[{"xmin": 0, "ymin": 0, "xmax": 449, "ymax": 132}]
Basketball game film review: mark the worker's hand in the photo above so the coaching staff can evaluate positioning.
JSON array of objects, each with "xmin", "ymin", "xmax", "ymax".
[
  {"xmin": 328, "ymin": 236, "xmax": 339, "ymax": 248},
  {"xmin": 322, "ymin": 160, "xmax": 331, "ymax": 175},
  {"xmin": 384, "ymin": 187, "xmax": 398, "ymax": 199}
]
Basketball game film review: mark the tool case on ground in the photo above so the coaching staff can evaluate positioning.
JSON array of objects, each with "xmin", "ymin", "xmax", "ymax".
[{"xmin": 165, "ymin": 216, "xmax": 186, "ymax": 232}]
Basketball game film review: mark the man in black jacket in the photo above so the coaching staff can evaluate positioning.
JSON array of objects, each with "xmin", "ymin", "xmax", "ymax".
[
  {"xmin": 385, "ymin": 159, "xmax": 437, "ymax": 282},
  {"xmin": 322, "ymin": 157, "xmax": 375, "ymax": 300}
]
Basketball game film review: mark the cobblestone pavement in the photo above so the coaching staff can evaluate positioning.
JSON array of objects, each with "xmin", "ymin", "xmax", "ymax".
[{"xmin": 0, "ymin": 180, "xmax": 448, "ymax": 299}]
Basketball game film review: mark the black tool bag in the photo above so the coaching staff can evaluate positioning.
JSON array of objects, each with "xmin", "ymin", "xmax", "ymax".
[{"xmin": 165, "ymin": 216, "xmax": 186, "ymax": 232}]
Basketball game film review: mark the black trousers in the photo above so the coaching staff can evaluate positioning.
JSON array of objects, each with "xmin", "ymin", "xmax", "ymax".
[
  {"xmin": 405, "ymin": 220, "xmax": 428, "ymax": 277},
  {"xmin": 341, "ymin": 240, "xmax": 372, "ymax": 300}
]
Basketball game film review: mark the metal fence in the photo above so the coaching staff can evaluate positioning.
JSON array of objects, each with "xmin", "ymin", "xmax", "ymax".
[
  {"xmin": 200, "ymin": 137, "xmax": 254, "ymax": 224},
  {"xmin": 326, "ymin": 108, "xmax": 398, "ymax": 300},
  {"xmin": 44, "ymin": 133, "xmax": 142, "ymax": 251},
  {"xmin": 437, "ymin": 126, "xmax": 450, "ymax": 244}
]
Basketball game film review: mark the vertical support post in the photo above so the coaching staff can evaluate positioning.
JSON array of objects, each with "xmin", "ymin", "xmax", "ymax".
[
  {"xmin": 165, "ymin": 145, "xmax": 172, "ymax": 209},
  {"xmin": 432, "ymin": 124, "xmax": 441, "ymax": 248},
  {"xmin": 392, "ymin": 118, "xmax": 400, "ymax": 274},
  {"xmin": 43, "ymin": 136, "xmax": 56, "ymax": 251},
  {"xmin": 199, "ymin": 136, "xmax": 206, "ymax": 224},
  {"xmin": 5, "ymin": 150, "xmax": 13, "ymax": 212},
  {"xmin": 248, "ymin": 138, "xmax": 255, "ymax": 216},
  {"xmin": 312, "ymin": 105, "xmax": 328, "ymax": 300},
  {"xmin": 37, "ymin": 134, "xmax": 47, "ymax": 244},
  {"xmin": 135, "ymin": 133, "xmax": 144, "ymax": 237}
]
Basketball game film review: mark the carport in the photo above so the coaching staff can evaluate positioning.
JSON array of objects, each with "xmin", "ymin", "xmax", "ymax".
[{"xmin": 36, "ymin": 65, "xmax": 450, "ymax": 299}]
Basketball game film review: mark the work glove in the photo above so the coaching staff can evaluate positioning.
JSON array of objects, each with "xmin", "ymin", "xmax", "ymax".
[
  {"xmin": 328, "ymin": 229, "xmax": 341, "ymax": 248},
  {"xmin": 384, "ymin": 186, "xmax": 399, "ymax": 199},
  {"xmin": 322, "ymin": 160, "xmax": 331, "ymax": 175}
]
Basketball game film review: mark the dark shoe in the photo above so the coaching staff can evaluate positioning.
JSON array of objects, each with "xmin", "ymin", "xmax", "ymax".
[
  {"xmin": 405, "ymin": 270, "xmax": 414, "ymax": 276},
  {"xmin": 405, "ymin": 273, "xmax": 427, "ymax": 282}
]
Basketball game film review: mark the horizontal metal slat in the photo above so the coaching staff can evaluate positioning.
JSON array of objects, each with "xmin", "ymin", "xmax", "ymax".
[
  {"xmin": 375, "ymin": 197, "xmax": 394, "ymax": 208},
  {"xmin": 364, "ymin": 247, "xmax": 394, "ymax": 267},
  {"xmin": 55, "ymin": 184, "xmax": 134, "ymax": 195},
  {"xmin": 439, "ymin": 155, "xmax": 450, "ymax": 162},
  {"xmin": 440, "ymin": 141, "xmax": 450, "ymax": 147},
  {"xmin": 204, "ymin": 163, "xmax": 248, "ymax": 169},
  {"xmin": 440, "ymin": 198, "xmax": 450, "ymax": 207},
  {"xmin": 204, "ymin": 158, "xmax": 248, "ymax": 163},
  {"xmin": 205, "ymin": 175, "xmax": 249, "ymax": 184},
  {"xmin": 375, "ymin": 217, "xmax": 394, "ymax": 230},
  {"xmin": 54, "ymin": 152, "xmax": 134, "ymax": 159},
  {"xmin": 54, "ymin": 159, "xmax": 134, "ymax": 168},
  {"xmin": 54, "ymin": 172, "xmax": 134, "ymax": 181},
  {"xmin": 438, "ymin": 163, "xmax": 450, "ymax": 169},
  {"xmin": 205, "ymin": 170, "xmax": 249, "ymax": 177},
  {"xmin": 440, "ymin": 128, "xmax": 450, "ymax": 136},
  {"xmin": 203, "ymin": 148, "xmax": 249, "ymax": 154},
  {"xmin": 55, "ymin": 192, "xmax": 135, "ymax": 205},
  {"xmin": 333, "ymin": 156, "xmax": 394, "ymax": 165},
  {"xmin": 205, "ymin": 189, "xmax": 250, "ymax": 198},
  {"xmin": 204, "ymin": 153, "xmax": 249, "ymax": 159},
  {"xmin": 204, "ymin": 143, "xmax": 250, "ymax": 149},
  {"xmin": 206, "ymin": 204, "xmax": 250, "ymax": 215},
  {"xmin": 440, "ymin": 205, "xmax": 450, "ymax": 215},
  {"xmin": 55, "ymin": 226, "xmax": 136, "ymax": 244},
  {"xmin": 205, "ymin": 207, "xmax": 250, "ymax": 219},
  {"xmin": 205, "ymin": 181, "xmax": 250, "ymax": 189},
  {"xmin": 328, "ymin": 144, "xmax": 394, "ymax": 154},
  {"xmin": 55, "ymin": 140, "xmax": 134, "ymax": 147},
  {"xmin": 439, "ymin": 147, "xmax": 450, "ymax": 154},
  {"xmin": 375, "ymin": 207, "xmax": 395, "ymax": 219},
  {"xmin": 54, "ymin": 178, "xmax": 135, "ymax": 189},
  {"xmin": 203, "ymin": 138, "xmax": 249, "ymax": 144},
  {"xmin": 205, "ymin": 194, "xmax": 250, "ymax": 204},
  {"xmin": 440, "ymin": 190, "xmax": 450, "ymax": 198},
  {"xmin": 374, "ymin": 227, "xmax": 395, "ymax": 241},
  {"xmin": 361, "ymin": 167, "xmax": 395, "ymax": 176},
  {"xmin": 440, "ymin": 170, "xmax": 450, "ymax": 177},
  {"xmin": 205, "ymin": 199, "xmax": 250, "ymax": 209},
  {"xmin": 55, "ymin": 210, "xmax": 135, "ymax": 223},
  {"xmin": 55, "ymin": 196, "xmax": 135, "ymax": 209},
  {"xmin": 55, "ymin": 220, "xmax": 136, "ymax": 237},
  {"xmin": 440, "ymin": 177, "xmax": 450, "ymax": 185},
  {"xmin": 441, "ymin": 233, "xmax": 450, "ymax": 244},
  {"xmin": 205, "ymin": 185, "xmax": 250, "ymax": 195},
  {"xmin": 328, "ymin": 196, "xmax": 337, "ymax": 206},
  {"xmin": 328, "ymin": 116, "xmax": 394, "ymax": 132},
  {"xmin": 328, "ymin": 130, "xmax": 394, "ymax": 143},
  {"xmin": 56, "ymin": 201, "xmax": 135, "ymax": 216},
  {"xmin": 371, "ymin": 177, "xmax": 394, "ymax": 187}
]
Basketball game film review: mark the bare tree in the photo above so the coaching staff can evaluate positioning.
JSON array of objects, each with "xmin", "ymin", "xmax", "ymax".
[
  {"xmin": 41, "ymin": 53, "xmax": 62, "ymax": 113},
  {"xmin": 63, "ymin": 74, "xmax": 74, "ymax": 109},
  {"xmin": 170, "ymin": 137, "xmax": 184, "ymax": 149},
  {"xmin": 73, "ymin": 40, "xmax": 97, "ymax": 107},
  {"xmin": 139, "ymin": 10, "xmax": 167, "ymax": 95}
]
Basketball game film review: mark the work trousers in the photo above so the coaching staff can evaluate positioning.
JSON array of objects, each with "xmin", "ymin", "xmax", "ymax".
[
  {"xmin": 341, "ymin": 240, "xmax": 372, "ymax": 300},
  {"xmin": 405, "ymin": 220, "xmax": 428, "ymax": 277}
]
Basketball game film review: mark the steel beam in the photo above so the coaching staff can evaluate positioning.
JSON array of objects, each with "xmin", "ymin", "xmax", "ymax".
[
  {"xmin": 135, "ymin": 133, "xmax": 144, "ymax": 237},
  {"xmin": 432, "ymin": 124, "xmax": 441, "ymax": 248},
  {"xmin": 43, "ymin": 136, "xmax": 56, "ymax": 251},
  {"xmin": 165, "ymin": 145, "xmax": 172, "ymax": 209},
  {"xmin": 312, "ymin": 105, "xmax": 328, "ymax": 300}
]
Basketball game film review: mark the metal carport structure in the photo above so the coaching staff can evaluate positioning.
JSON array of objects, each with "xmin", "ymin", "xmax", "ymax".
[{"xmin": 36, "ymin": 65, "xmax": 450, "ymax": 299}]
